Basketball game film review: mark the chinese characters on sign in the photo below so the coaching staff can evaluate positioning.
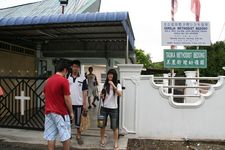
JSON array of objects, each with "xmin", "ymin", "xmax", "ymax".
[
  {"xmin": 161, "ymin": 21, "xmax": 211, "ymax": 46},
  {"xmin": 164, "ymin": 49, "xmax": 207, "ymax": 68}
]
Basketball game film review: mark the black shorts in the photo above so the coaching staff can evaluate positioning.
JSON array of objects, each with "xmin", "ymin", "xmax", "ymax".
[
  {"xmin": 73, "ymin": 105, "xmax": 83, "ymax": 128},
  {"xmin": 100, "ymin": 107, "xmax": 119, "ymax": 130}
]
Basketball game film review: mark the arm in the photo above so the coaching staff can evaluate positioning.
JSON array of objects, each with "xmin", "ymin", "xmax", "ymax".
[
  {"xmin": 115, "ymin": 88, "xmax": 122, "ymax": 97},
  {"xmin": 64, "ymin": 95, "xmax": 74, "ymax": 120},
  {"xmin": 108, "ymin": 81, "xmax": 122, "ymax": 97},
  {"xmin": 95, "ymin": 75, "xmax": 98, "ymax": 86},
  {"xmin": 82, "ymin": 79, "xmax": 88, "ymax": 110},
  {"xmin": 82, "ymin": 90, "xmax": 88, "ymax": 110},
  {"xmin": 63, "ymin": 80, "xmax": 74, "ymax": 120}
]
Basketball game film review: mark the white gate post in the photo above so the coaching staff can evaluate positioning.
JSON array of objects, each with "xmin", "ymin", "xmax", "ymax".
[
  {"xmin": 118, "ymin": 64, "xmax": 143, "ymax": 134},
  {"xmin": 184, "ymin": 71, "xmax": 198, "ymax": 103}
]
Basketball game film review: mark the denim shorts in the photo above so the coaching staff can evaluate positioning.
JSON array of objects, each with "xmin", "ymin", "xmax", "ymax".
[
  {"xmin": 73, "ymin": 105, "xmax": 83, "ymax": 128},
  {"xmin": 100, "ymin": 107, "xmax": 119, "ymax": 130},
  {"xmin": 43, "ymin": 113, "xmax": 71, "ymax": 142}
]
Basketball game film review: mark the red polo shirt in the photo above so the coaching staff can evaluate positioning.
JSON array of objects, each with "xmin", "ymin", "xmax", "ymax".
[{"xmin": 44, "ymin": 74, "xmax": 70, "ymax": 115}]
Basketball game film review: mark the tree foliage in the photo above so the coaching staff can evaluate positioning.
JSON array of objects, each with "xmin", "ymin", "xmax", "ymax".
[
  {"xmin": 135, "ymin": 49, "xmax": 152, "ymax": 68},
  {"xmin": 185, "ymin": 41, "xmax": 225, "ymax": 77}
]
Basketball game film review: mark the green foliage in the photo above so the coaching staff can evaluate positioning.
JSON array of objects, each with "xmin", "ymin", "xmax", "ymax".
[
  {"xmin": 185, "ymin": 41, "xmax": 225, "ymax": 77},
  {"xmin": 135, "ymin": 49, "xmax": 152, "ymax": 68},
  {"xmin": 152, "ymin": 62, "xmax": 164, "ymax": 69}
]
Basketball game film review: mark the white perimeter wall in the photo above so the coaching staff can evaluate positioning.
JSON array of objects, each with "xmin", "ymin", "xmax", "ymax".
[{"xmin": 119, "ymin": 64, "xmax": 225, "ymax": 140}]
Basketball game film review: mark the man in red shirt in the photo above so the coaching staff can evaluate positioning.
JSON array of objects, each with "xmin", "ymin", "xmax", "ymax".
[{"xmin": 43, "ymin": 60, "xmax": 74, "ymax": 150}]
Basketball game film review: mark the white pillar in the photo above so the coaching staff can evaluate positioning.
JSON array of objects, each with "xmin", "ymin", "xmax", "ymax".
[
  {"xmin": 80, "ymin": 64, "xmax": 85, "ymax": 77},
  {"xmin": 184, "ymin": 71, "xmax": 198, "ymax": 103},
  {"xmin": 106, "ymin": 58, "xmax": 114, "ymax": 71},
  {"xmin": 118, "ymin": 64, "xmax": 143, "ymax": 134},
  {"xmin": 163, "ymin": 74, "xmax": 169, "ymax": 93}
]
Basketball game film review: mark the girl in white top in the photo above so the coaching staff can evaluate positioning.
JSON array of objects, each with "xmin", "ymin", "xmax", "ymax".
[{"xmin": 100, "ymin": 69, "xmax": 122, "ymax": 150}]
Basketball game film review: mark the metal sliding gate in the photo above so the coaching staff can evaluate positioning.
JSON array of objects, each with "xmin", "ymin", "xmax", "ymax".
[{"xmin": 0, "ymin": 77, "xmax": 47, "ymax": 130}]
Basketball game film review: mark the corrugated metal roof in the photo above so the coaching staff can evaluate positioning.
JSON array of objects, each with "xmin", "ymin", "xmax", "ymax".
[
  {"xmin": 0, "ymin": 0, "xmax": 101, "ymax": 18},
  {"xmin": 0, "ymin": 12, "xmax": 127, "ymax": 26},
  {"xmin": 0, "ymin": 11, "xmax": 135, "ymax": 49}
]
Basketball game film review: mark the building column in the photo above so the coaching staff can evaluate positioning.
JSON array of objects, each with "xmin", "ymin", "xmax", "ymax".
[
  {"xmin": 36, "ymin": 43, "xmax": 42, "ymax": 77},
  {"xmin": 118, "ymin": 64, "xmax": 143, "ymax": 134},
  {"xmin": 106, "ymin": 58, "xmax": 114, "ymax": 71}
]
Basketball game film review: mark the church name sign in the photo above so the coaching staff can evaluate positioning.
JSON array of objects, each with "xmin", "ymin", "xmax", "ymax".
[
  {"xmin": 164, "ymin": 49, "xmax": 207, "ymax": 68},
  {"xmin": 161, "ymin": 21, "xmax": 211, "ymax": 46}
]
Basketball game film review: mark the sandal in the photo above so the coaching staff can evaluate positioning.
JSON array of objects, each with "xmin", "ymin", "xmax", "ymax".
[
  {"xmin": 100, "ymin": 140, "xmax": 105, "ymax": 148},
  {"xmin": 114, "ymin": 146, "xmax": 119, "ymax": 150},
  {"xmin": 76, "ymin": 137, "xmax": 84, "ymax": 145}
]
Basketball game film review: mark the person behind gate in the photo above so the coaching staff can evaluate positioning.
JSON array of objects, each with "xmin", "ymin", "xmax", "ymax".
[
  {"xmin": 99, "ymin": 69, "xmax": 122, "ymax": 150},
  {"xmin": 68, "ymin": 60, "xmax": 88, "ymax": 145},
  {"xmin": 43, "ymin": 60, "xmax": 74, "ymax": 150}
]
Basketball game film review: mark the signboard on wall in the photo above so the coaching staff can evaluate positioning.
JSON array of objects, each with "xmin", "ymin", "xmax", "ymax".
[
  {"xmin": 161, "ymin": 21, "xmax": 211, "ymax": 46},
  {"xmin": 164, "ymin": 49, "xmax": 207, "ymax": 68}
]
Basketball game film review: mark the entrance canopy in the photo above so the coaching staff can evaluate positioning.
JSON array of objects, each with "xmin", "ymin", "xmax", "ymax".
[{"xmin": 0, "ymin": 12, "xmax": 135, "ymax": 62}]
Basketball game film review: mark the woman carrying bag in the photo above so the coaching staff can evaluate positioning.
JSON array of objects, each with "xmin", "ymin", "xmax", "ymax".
[{"xmin": 99, "ymin": 69, "xmax": 122, "ymax": 150}]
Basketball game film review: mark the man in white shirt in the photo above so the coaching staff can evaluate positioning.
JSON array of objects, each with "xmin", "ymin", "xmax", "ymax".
[
  {"xmin": 86, "ymin": 67, "xmax": 98, "ymax": 109},
  {"xmin": 68, "ymin": 60, "xmax": 88, "ymax": 145}
]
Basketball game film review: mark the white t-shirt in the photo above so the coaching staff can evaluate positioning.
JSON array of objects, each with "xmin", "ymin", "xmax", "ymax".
[
  {"xmin": 68, "ymin": 74, "xmax": 88, "ymax": 106},
  {"xmin": 86, "ymin": 73, "xmax": 97, "ymax": 89},
  {"xmin": 101, "ymin": 83, "xmax": 122, "ymax": 109}
]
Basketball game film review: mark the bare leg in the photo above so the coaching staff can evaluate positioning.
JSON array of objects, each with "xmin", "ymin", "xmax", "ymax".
[
  {"xmin": 100, "ymin": 128, "xmax": 105, "ymax": 144},
  {"xmin": 76, "ymin": 128, "xmax": 84, "ymax": 145},
  {"xmin": 76, "ymin": 128, "xmax": 81, "ymax": 138},
  {"xmin": 113, "ymin": 128, "xmax": 119, "ymax": 149},
  {"xmin": 92, "ymin": 97, "xmax": 96, "ymax": 107},
  {"xmin": 88, "ymin": 97, "xmax": 92, "ymax": 109},
  {"xmin": 62, "ymin": 139, "xmax": 71, "ymax": 150},
  {"xmin": 47, "ymin": 140, "xmax": 56, "ymax": 150}
]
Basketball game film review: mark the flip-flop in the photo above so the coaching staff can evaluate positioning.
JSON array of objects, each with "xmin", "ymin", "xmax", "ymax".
[
  {"xmin": 100, "ymin": 140, "xmax": 105, "ymax": 148},
  {"xmin": 76, "ymin": 137, "xmax": 84, "ymax": 145},
  {"xmin": 114, "ymin": 145, "xmax": 119, "ymax": 150}
]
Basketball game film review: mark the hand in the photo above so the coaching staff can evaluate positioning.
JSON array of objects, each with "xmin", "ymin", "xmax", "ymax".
[
  {"xmin": 70, "ymin": 112, "xmax": 74, "ymax": 121},
  {"xmin": 108, "ymin": 81, "xmax": 116, "ymax": 90},
  {"xmin": 83, "ymin": 106, "xmax": 87, "ymax": 112},
  {"xmin": 82, "ymin": 109, "xmax": 88, "ymax": 117},
  {"xmin": 108, "ymin": 81, "xmax": 114, "ymax": 86}
]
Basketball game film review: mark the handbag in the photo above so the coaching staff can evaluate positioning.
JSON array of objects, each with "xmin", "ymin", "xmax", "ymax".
[
  {"xmin": 80, "ymin": 110, "xmax": 90, "ymax": 132},
  {"xmin": 97, "ymin": 89, "xmax": 106, "ymax": 128}
]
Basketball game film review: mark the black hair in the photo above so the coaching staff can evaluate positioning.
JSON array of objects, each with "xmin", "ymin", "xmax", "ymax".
[
  {"xmin": 104, "ymin": 69, "xmax": 118, "ymax": 95},
  {"xmin": 71, "ymin": 60, "xmax": 81, "ymax": 67},
  {"xmin": 55, "ymin": 60, "xmax": 69, "ymax": 72},
  {"xmin": 88, "ymin": 67, "xmax": 93, "ymax": 71}
]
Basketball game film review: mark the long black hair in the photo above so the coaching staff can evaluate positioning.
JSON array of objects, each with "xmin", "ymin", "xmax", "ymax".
[{"xmin": 103, "ymin": 69, "xmax": 118, "ymax": 95}]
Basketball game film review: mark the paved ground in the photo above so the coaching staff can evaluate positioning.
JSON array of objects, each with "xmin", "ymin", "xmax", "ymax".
[
  {"xmin": 0, "ymin": 127, "xmax": 128, "ymax": 150},
  {"xmin": 2, "ymin": 128, "xmax": 225, "ymax": 150},
  {"xmin": 0, "ymin": 106, "xmax": 128, "ymax": 150}
]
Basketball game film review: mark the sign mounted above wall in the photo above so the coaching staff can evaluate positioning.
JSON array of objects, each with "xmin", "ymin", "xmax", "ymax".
[
  {"xmin": 164, "ymin": 49, "xmax": 207, "ymax": 68},
  {"xmin": 161, "ymin": 21, "xmax": 211, "ymax": 46}
]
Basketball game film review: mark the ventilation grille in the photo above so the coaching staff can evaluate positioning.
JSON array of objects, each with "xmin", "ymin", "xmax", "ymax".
[{"xmin": 0, "ymin": 41, "xmax": 35, "ymax": 57}]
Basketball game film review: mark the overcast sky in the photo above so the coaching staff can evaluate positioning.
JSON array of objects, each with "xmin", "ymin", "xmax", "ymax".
[{"xmin": 0, "ymin": 0, "xmax": 225, "ymax": 62}]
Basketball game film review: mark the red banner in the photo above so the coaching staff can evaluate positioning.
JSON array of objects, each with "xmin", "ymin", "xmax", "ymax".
[
  {"xmin": 191, "ymin": 0, "xmax": 201, "ymax": 21},
  {"xmin": 171, "ymin": 0, "xmax": 178, "ymax": 20}
]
